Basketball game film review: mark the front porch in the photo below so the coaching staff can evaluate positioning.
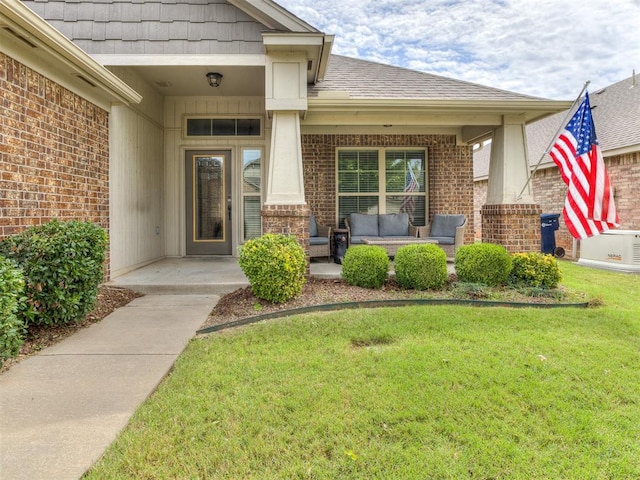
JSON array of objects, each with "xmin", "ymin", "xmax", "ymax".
[
  {"xmin": 107, "ymin": 257, "xmax": 342, "ymax": 295},
  {"xmin": 107, "ymin": 256, "xmax": 457, "ymax": 295}
]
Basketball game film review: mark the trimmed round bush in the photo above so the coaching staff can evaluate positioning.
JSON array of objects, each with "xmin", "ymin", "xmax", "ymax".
[
  {"xmin": 394, "ymin": 243, "xmax": 448, "ymax": 290},
  {"xmin": 341, "ymin": 245, "xmax": 390, "ymax": 289},
  {"xmin": 510, "ymin": 252, "xmax": 562, "ymax": 289},
  {"xmin": 238, "ymin": 234, "xmax": 306, "ymax": 303},
  {"xmin": 0, "ymin": 220, "xmax": 107, "ymax": 326},
  {"xmin": 0, "ymin": 256, "xmax": 25, "ymax": 366},
  {"xmin": 454, "ymin": 243, "xmax": 512, "ymax": 286}
]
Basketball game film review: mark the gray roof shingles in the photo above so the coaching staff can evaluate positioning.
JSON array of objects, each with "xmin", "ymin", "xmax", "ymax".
[{"xmin": 310, "ymin": 55, "xmax": 544, "ymax": 101}]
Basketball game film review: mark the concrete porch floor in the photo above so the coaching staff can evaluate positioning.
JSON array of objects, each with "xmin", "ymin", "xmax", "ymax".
[
  {"xmin": 107, "ymin": 257, "xmax": 343, "ymax": 295},
  {"xmin": 107, "ymin": 256, "xmax": 457, "ymax": 296}
]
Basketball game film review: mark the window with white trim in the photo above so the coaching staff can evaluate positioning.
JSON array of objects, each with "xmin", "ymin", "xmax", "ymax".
[
  {"xmin": 337, "ymin": 149, "xmax": 427, "ymax": 227},
  {"xmin": 186, "ymin": 118, "xmax": 261, "ymax": 137},
  {"xmin": 242, "ymin": 149, "xmax": 262, "ymax": 241}
]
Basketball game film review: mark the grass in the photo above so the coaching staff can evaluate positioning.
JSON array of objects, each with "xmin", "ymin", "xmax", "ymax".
[{"xmin": 85, "ymin": 262, "xmax": 640, "ymax": 479}]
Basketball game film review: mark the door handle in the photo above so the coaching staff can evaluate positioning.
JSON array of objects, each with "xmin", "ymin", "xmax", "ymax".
[{"xmin": 227, "ymin": 196, "xmax": 232, "ymax": 221}]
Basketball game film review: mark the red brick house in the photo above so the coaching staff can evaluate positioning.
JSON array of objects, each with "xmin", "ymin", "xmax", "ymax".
[
  {"xmin": 2, "ymin": 0, "xmax": 570, "ymax": 279},
  {"xmin": 474, "ymin": 74, "xmax": 640, "ymax": 258}
]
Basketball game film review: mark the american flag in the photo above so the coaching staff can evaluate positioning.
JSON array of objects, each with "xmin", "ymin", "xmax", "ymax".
[
  {"xmin": 399, "ymin": 167, "xmax": 419, "ymax": 218},
  {"xmin": 549, "ymin": 92, "xmax": 619, "ymax": 239}
]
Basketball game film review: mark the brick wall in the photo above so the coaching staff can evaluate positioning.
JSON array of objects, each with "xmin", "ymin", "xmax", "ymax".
[
  {"xmin": 0, "ymin": 53, "xmax": 110, "ymax": 267},
  {"xmin": 261, "ymin": 204, "xmax": 311, "ymax": 269},
  {"xmin": 481, "ymin": 203, "xmax": 542, "ymax": 253},
  {"xmin": 474, "ymin": 151, "xmax": 640, "ymax": 256},
  {"xmin": 301, "ymin": 134, "xmax": 474, "ymax": 245}
]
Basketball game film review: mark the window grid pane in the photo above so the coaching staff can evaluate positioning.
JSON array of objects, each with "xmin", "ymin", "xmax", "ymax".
[
  {"xmin": 338, "ymin": 196, "xmax": 379, "ymax": 228},
  {"xmin": 386, "ymin": 195, "xmax": 426, "ymax": 227},
  {"xmin": 338, "ymin": 151, "xmax": 379, "ymax": 193},
  {"xmin": 243, "ymin": 197, "xmax": 261, "ymax": 241}
]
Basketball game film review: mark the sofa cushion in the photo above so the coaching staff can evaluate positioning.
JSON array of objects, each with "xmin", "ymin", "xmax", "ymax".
[
  {"xmin": 349, "ymin": 236, "xmax": 373, "ymax": 245},
  {"xmin": 428, "ymin": 236, "xmax": 455, "ymax": 245},
  {"xmin": 379, "ymin": 213, "xmax": 409, "ymax": 237},
  {"xmin": 430, "ymin": 214, "xmax": 465, "ymax": 238},
  {"xmin": 309, "ymin": 215, "xmax": 318, "ymax": 237},
  {"xmin": 309, "ymin": 236, "xmax": 328, "ymax": 246},
  {"xmin": 349, "ymin": 213, "xmax": 379, "ymax": 237}
]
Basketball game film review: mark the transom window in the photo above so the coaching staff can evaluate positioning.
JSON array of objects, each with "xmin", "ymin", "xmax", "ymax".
[
  {"xmin": 186, "ymin": 118, "xmax": 261, "ymax": 137},
  {"xmin": 337, "ymin": 149, "xmax": 427, "ymax": 227}
]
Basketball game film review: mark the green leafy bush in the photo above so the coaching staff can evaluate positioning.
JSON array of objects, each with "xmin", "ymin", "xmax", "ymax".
[
  {"xmin": 510, "ymin": 252, "xmax": 562, "ymax": 289},
  {"xmin": 394, "ymin": 244, "xmax": 448, "ymax": 290},
  {"xmin": 0, "ymin": 220, "xmax": 107, "ymax": 325},
  {"xmin": 341, "ymin": 245, "xmax": 390, "ymax": 289},
  {"xmin": 454, "ymin": 243, "xmax": 512, "ymax": 287},
  {"xmin": 238, "ymin": 234, "xmax": 306, "ymax": 303},
  {"xmin": 0, "ymin": 256, "xmax": 26, "ymax": 365}
]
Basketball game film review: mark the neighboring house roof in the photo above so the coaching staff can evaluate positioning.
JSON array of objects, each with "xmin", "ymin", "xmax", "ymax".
[
  {"xmin": 474, "ymin": 74, "xmax": 640, "ymax": 179},
  {"xmin": 309, "ymin": 55, "xmax": 543, "ymax": 101}
]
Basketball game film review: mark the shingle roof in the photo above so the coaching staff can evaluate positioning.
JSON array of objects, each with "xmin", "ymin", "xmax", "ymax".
[
  {"xmin": 309, "ymin": 55, "xmax": 544, "ymax": 101},
  {"xmin": 474, "ymin": 74, "xmax": 640, "ymax": 179}
]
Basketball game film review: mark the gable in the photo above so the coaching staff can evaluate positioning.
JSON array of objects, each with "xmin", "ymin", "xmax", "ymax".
[{"xmin": 23, "ymin": 0, "xmax": 283, "ymax": 55}]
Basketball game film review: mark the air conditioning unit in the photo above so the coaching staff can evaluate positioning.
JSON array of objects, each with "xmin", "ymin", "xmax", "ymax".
[{"xmin": 578, "ymin": 230, "xmax": 640, "ymax": 273}]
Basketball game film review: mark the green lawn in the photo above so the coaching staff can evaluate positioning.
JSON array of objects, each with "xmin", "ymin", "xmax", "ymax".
[{"xmin": 85, "ymin": 263, "xmax": 640, "ymax": 479}]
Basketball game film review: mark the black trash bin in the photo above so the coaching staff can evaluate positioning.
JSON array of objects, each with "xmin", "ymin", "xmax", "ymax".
[
  {"xmin": 333, "ymin": 229, "xmax": 349, "ymax": 264},
  {"xmin": 540, "ymin": 213, "xmax": 565, "ymax": 257}
]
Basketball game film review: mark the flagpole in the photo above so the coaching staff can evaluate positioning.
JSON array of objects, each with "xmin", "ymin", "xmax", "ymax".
[{"xmin": 515, "ymin": 80, "xmax": 591, "ymax": 201}]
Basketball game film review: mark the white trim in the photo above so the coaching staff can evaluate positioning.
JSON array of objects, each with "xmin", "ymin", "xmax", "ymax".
[
  {"xmin": 228, "ymin": 0, "xmax": 319, "ymax": 33},
  {"xmin": 91, "ymin": 54, "xmax": 267, "ymax": 67}
]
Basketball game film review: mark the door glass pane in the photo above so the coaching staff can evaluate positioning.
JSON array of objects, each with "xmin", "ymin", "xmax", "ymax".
[{"xmin": 195, "ymin": 156, "xmax": 224, "ymax": 240}]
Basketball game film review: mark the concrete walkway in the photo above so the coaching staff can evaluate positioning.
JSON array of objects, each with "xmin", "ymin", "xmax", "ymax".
[{"xmin": 0, "ymin": 294, "xmax": 218, "ymax": 480}]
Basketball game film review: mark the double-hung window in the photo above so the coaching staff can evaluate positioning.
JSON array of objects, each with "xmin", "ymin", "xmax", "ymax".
[{"xmin": 337, "ymin": 149, "xmax": 427, "ymax": 227}]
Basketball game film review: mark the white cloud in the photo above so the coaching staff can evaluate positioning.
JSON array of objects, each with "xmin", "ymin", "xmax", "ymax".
[{"xmin": 278, "ymin": 0, "xmax": 640, "ymax": 99}]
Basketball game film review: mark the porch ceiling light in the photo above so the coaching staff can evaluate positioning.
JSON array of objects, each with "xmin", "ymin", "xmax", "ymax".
[{"xmin": 206, "ymin": 72, "xmax": 223, "ymax": 87}]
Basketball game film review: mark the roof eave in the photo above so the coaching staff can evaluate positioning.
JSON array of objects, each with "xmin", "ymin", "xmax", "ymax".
[
  {"xmin": 229, "ymin": 0, "xmax": 319, "ymax": 33},
  {"xmin": 308, "ymin": 97, "xmax": 572, "ymax": 120},
  {"xmin": 0, "ymin": 0, "xmax": 141, "ymax": 105}
]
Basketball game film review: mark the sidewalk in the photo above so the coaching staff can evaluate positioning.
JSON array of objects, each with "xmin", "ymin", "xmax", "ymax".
[{"xmin": 0, "ymin": 294, "xmax": 218, "ymax": 480}]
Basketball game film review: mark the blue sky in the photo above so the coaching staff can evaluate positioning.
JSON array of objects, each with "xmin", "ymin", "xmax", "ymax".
[{"xmin": 277, "ymin": 0, "xmax": 640, "ymax": 100}]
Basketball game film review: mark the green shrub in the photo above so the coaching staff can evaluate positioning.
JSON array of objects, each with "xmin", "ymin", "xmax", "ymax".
[
  {"xmin": 394, "ymin": 244, "xmax": 448, "ymax": 290},
  {"xmin": 0, "ymin": 256, "xmax": 26, "ymax": 366},
  {"xmin": 238, "ymin": 234, "xmax": 306, "ymax": 304},
  {"xmin": 0, "ymin": 220, "xmax": 107, "ymax": 326},
  {"xmin": 510, "ymin": 252, "xmax": 562, "ymax": 289},
  {"xmin": 341, "ymin": 245, "xmax": 390, "ymax": 289},
  {"xmin": 454, "ymin": 243, "xmax": 512, "ymax": 287}
]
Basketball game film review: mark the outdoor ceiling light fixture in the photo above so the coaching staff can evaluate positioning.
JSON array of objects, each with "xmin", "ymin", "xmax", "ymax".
[{"xmin": 206, "ymin": 72, "xmax": 223, "ymax": 87}]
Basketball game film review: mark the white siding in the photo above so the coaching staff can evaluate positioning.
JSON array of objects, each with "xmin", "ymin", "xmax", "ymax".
[{"xmin": 109, "ymin": 67, "xmax": 165, "ymax": 277}]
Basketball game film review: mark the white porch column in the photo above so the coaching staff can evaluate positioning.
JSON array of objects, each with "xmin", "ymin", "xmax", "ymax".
[
  {"xmin": 265, "ymin": 110, "xmax": 305, "ymax": 205},
  {"xmin": 486, "ymin": 114, "xmax": 534, "ymax": 204},
  {"xmin": 482, "ymin": 114, "xmax": 541, "ymax": 253}
]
